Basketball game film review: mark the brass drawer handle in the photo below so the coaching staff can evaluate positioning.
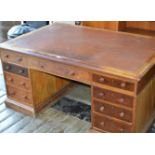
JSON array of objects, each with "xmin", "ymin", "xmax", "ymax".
[
  {"xmin": 100, "ymin": 121, "xmax": 105, "ymax": 126},
  {"xmin": 5, "ymin": 65, "xmax": 11, "ymax": 70},
  {"xmin": 119, "ymin": 97, "xmax": 125, "ymax": 103},
  {"xmin": 120, "ymin": 82, "xmax": 126, "ymax": 88},
  {"xmin": 18, "ymin": 69, "xmax": 24, "ymax": 74},
  {"xmin": 69, "ymin": 71, "xmax": 75, "ymax": 76},
  {"xmin": 100, "ymin": 106, "xmax": 105, "ymax": 112},
  {"xmin": 98, "ymin": 92, "xmax": 105, "ymax": 97},
  {"xmin": 16, "ymin": 57, "xmax": 23, "ymax": 62},
  {"xmin": 99, "ymin": 77, "xmax": 105, "ymax": 82},
  {"xmin": 8, "ymin": 78, "xmax": 14, "ymax": 82},
  {"xmin": 20, "ymin": 82, "xmax": 26, "ymax": 86},
  {"xmin": 40, "ymin": 64, "xmax": 45, "ymax": 69},
  {"xmin": 5, "ymin": 54, "xmax": 10, "ymax": 58},
  {"xmin": 24, "ymin": 95, "xmax": 29, "ymax": 100},
  {"xmin": 9, "ymin": 90, "xmax": 16, "ymax": 96},
  {"xmin": 119, "ymin": 112, "xmax": 125, "ymax": 118},
  {"xmin": 119, "ymin": 128, "xmax": 124, "ymax": 132}
]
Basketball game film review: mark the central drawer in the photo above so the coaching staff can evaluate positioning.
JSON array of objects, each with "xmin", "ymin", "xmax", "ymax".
[{"xmin": 29, "ymin": 57, "xmax": 91, "ymax": 85}]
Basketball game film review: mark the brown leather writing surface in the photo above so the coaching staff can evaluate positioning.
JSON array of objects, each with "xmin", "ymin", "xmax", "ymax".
[{"xmin": 1, "ymin": 23, "xmax": 155, "ymax": 80}]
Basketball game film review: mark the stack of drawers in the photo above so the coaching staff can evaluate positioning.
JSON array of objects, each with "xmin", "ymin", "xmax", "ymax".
[
  {"xmin": 1, "ymin": 50, "xmax": 73, "ymax": 116},
  {"xmin": 3, "ymin": 62, "xmax": 33, "ymax": 108},
  {"xmin": 92, "ymin": 74, "xmax": 135, "ymax": 132}
]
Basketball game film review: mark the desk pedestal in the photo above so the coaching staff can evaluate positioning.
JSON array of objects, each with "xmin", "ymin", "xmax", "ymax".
[{"xmin": 3, "ymin": 62, "xmax": 70, "ymax": 116}]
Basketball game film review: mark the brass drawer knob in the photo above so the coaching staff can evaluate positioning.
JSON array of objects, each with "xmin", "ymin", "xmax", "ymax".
[
  {"xmin": 16, "ymin": 57, "xmax": 23, "ymax": 62},
  {"xmin": 8, "ymin": 78, "xmax": 14, "ymax": 82},
  {"xmin": 18, "ymin": 69, "xmax": 24, "ymax": 74},
  {"xmin": 98, "ymin": 92, "xmax": 105, "ymax": 97},
  {"xmin": 5, "ymin": 65, "xmax": 11, "ymax": 70},
  {"xmin": 69, "ymin": 71, "xmax": 75, "ymax": 76},
  {"xmin": 99, "ymin": 77, "xmax": 105, "ymax": 82},
  {"xmin": 119, "ymin": 112, "xmax": 125, "ymax": 118},
  {"xmin": 40, "ymin": 65, "xmax": 44, "ymax": 69},
  {"xmin": 100, "ymin": 106, "xmax": 105, "ymax": 112},
  {"xmin": 119, "ymin": 98, "xmax": 125, "ymax": 103},
  {"xmin": 100, "ymin": 121, "xmax": 105, "ymax": 126},
  {"xmin": 9, "ymin": 91, "xmax": 16, "ymax": 96},
  {"xmin": 20, "ymin": 82, "xmax": 26, "ymax": 86},
  {"xmin": 120, "ymin": 82, "xmax": 126, "ymax": 88},
  {"xmin": 5, "ymin": 54, "xmax": 10, "ymax": 58},
  {"xmin": 119, "ymin": 128, "xmax": 124, "ymax": 132},
  {"xmin": 24, "ymin": 96, "xmax": 29, "ymax": 100}
]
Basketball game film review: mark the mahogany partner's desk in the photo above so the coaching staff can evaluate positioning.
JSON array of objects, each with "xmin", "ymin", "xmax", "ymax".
[{"xmin": 1, "ymin": 23, "xmax": 155, "ymax": 133}]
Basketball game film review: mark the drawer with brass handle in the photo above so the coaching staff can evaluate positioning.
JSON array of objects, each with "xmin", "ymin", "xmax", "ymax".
[
  {"xmin": 93, "ymin": 86, "xmax": 134, "ymax": 108},
  {"xmin": 93, "ymin": 100, "xmax": 133, "ymax": 122},
  {"xmin": 1, "ymin": 50, "xmax": 27, "ymax": 66},
  {"xmin": 3, "ymin": 62, "xmax": 29, "ymax": 77},
  {"xmin": 30, "ymin": 57, "xmax": 91, "ymax": 85},
  {"xmin": 93, "ymin": 113, "xmax": 132, "ymax": 133},
  {"xmin": 93, "ymin": 74, "xmax": 135, "ymax": 91},
  {"xmin": 7, "ymin": 86, "xmax": 33, "ymax": 106},
  {"xmin": 4, "ymin": 72, "xmax": 31, "ymax": 91}
]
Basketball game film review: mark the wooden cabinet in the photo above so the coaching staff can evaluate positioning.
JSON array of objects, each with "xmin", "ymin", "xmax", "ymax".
[{"xmin": 92, "ymin": 74, "xmax": 135, "ymax": 132}]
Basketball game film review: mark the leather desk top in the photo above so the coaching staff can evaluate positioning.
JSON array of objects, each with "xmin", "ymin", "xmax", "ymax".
[{"xmin": 1, "ymin": 23, "xmax": 155, "ymax": 80}]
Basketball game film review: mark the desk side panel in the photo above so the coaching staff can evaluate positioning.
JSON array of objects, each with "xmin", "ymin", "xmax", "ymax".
[{"xmin": 134, "ymin": 76, "xmax": 155, "ymax": 132}]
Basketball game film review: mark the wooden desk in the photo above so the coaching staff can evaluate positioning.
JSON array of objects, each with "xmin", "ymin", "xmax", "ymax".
[{"xmin": 1, "ymin": 23, "xmax": 155, "ymax": 132}]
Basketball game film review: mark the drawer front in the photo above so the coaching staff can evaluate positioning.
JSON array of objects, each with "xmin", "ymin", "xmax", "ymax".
[
  {"xmin": 3, "ymin": 62, "xmax": 28, "ymax": 77},
  {"xmin": 93, "ymin": 87, "xmax": 134, "ymax": 108},
  {"xmin": 7, "ymin": 86, "xmax": 33, "ymax": 105},
  {"xmin": 30, "ymin": 58, "xmax": 91, "ymax": 85},
  {"xmin": 93, "ymin": 113, "xmax": 132, "ymax": 132},
  {"xmin": 4, "ymin": 72, "xmax": 31, "ymax": 91},
  {"xmin": 93, "ymin": 100, "xmax": 133, "ymax": 122},
  {"xmin": 93, "ymin": 74, "xmax": 135, "ymax": 91},
  {"xmin": 1, "ymin": 50, "xmax": 27, "ymax": 66}
]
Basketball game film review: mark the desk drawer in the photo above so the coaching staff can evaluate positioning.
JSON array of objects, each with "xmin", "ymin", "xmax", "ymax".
[
  {"xmin": 93, "ymin": 100, "xmax": 133, "ymax": 122},
  {"xmin": 1, "ymin": 50, "xmax": 27, "ymax": 66},
  {"xmin": 93, "ymin": 74, "xmax": 135, "ymax": 91},
  {"xmin": 93, "ymin": 87, "xmax": 134, "ymax": 108},
  {"xmin": 30, "ymin": 58, "xmax": 91, "ymax": 84},
  {"xmin": 4, "ymin": 72, "xmax": 31, "ymax": 91},
  {"xmin": 3, "ymin": 62, "xmax": 29, "ymax": 77},
  {"xmin": 93, "ymin": 113, "xmax": 132, "ymax": 132},
  {"xmin": 7, "ymin": 86, "xmax": 33, "ymax": 106}
]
